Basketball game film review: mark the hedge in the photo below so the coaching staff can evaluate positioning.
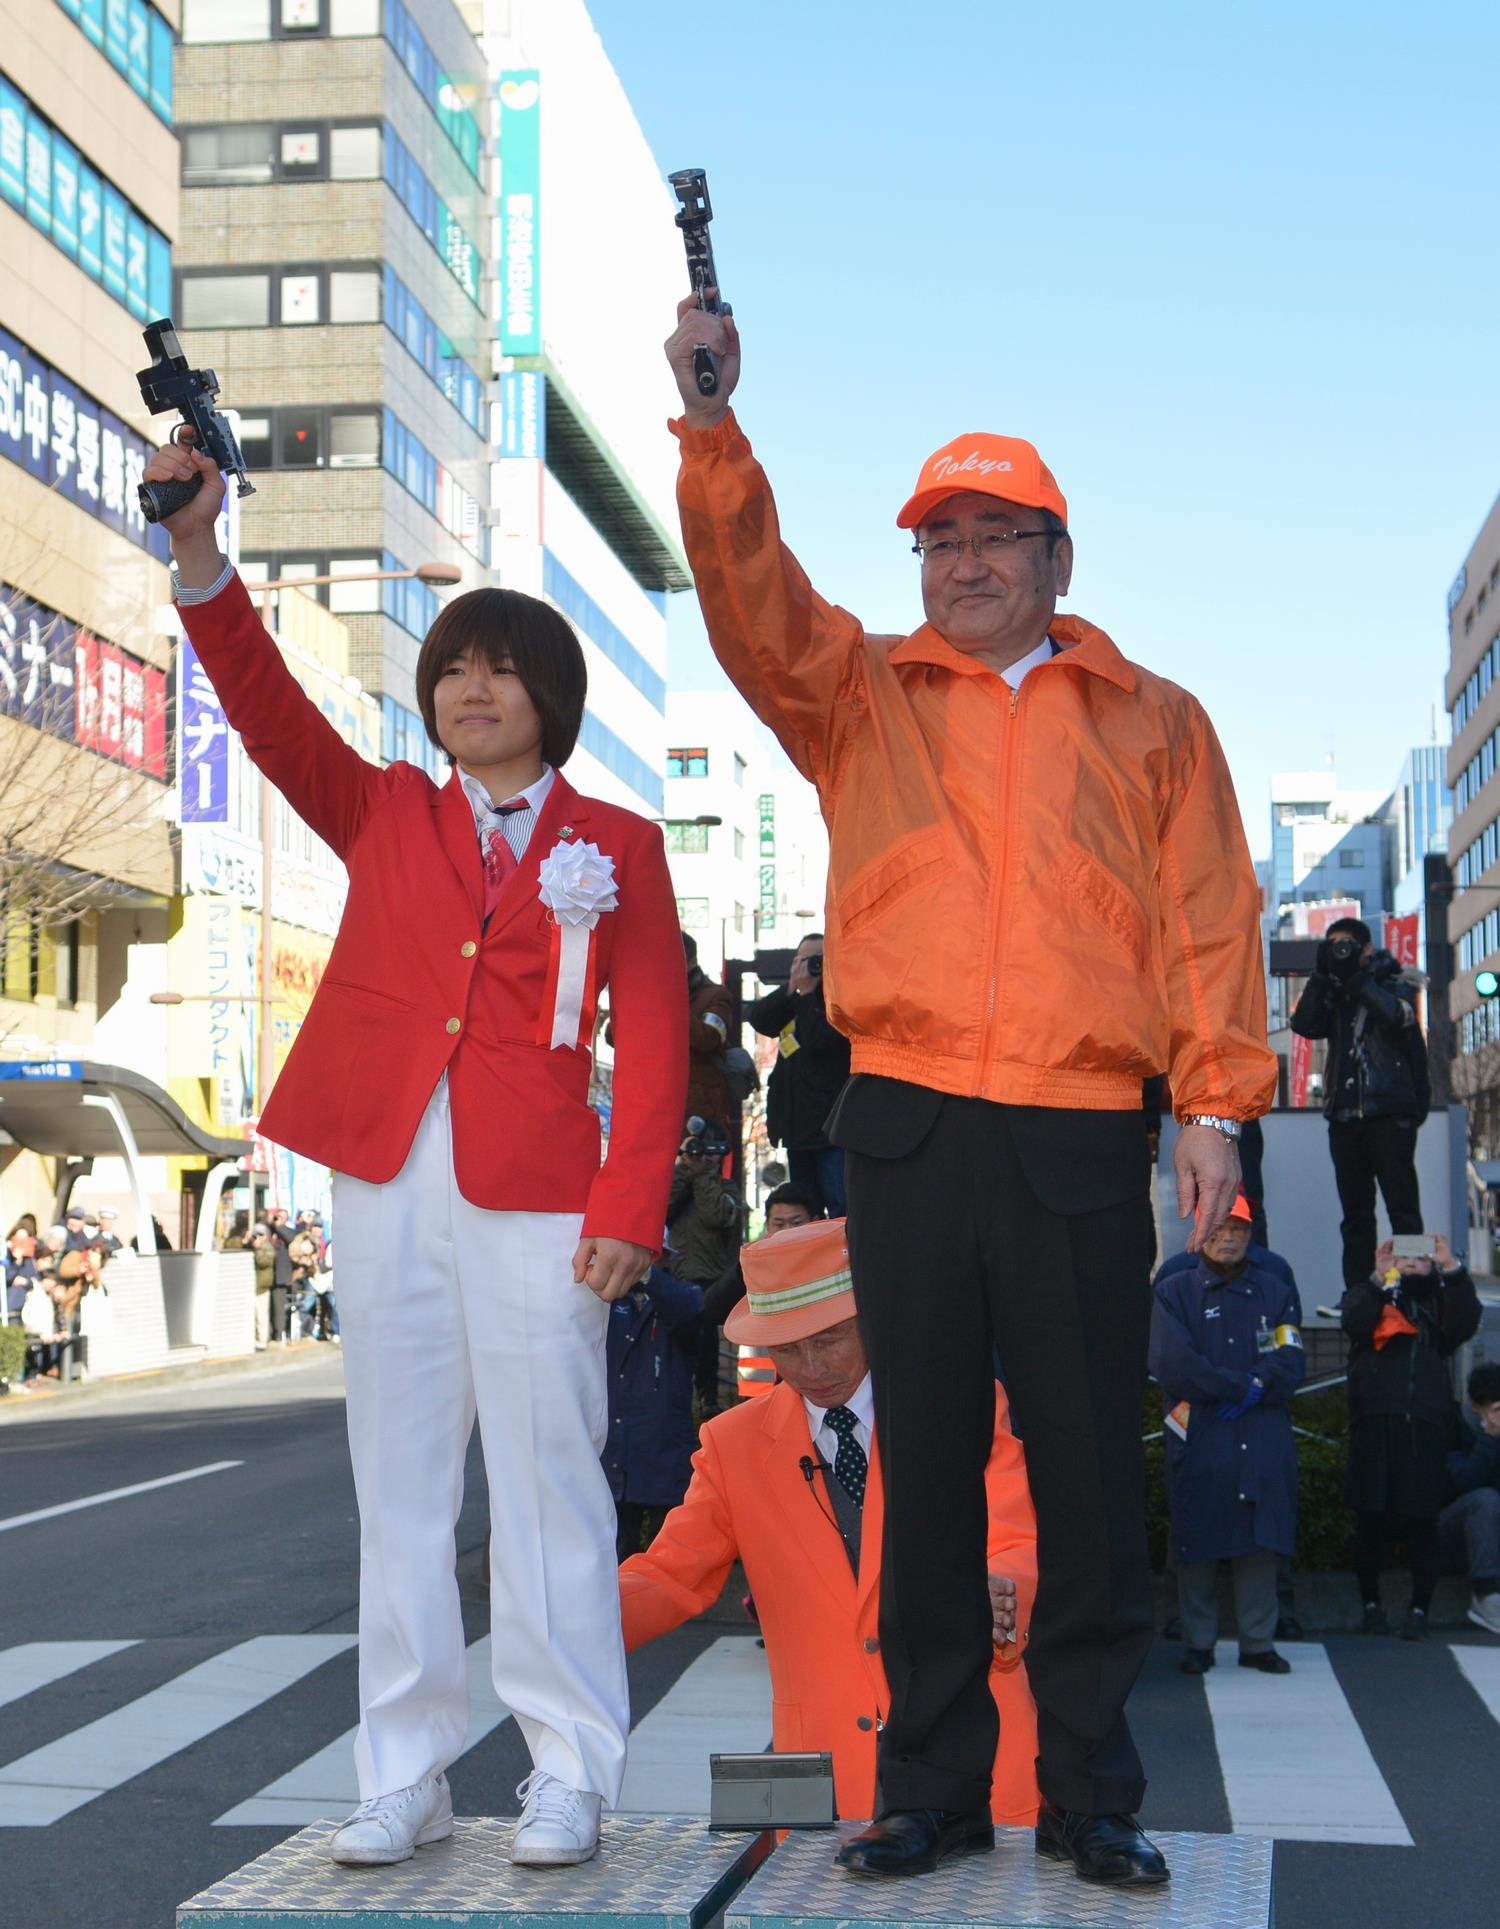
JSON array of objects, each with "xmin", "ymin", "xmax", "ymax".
[{"xmin": 0, "ymin": 1323, "xmax": 29, "ymax": 1388}]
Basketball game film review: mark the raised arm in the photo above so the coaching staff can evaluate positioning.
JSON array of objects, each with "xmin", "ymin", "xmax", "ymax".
[
  {"xmin": 146, "ymin": 442, "xmax": 389, "ymax": 860},
  {"xmin": 665, "ymin": 298, "xmax": 863, "ymax": 786}
]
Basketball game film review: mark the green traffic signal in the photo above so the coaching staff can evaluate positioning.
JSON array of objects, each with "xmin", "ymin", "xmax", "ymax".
[{"xmin": 1478, "ymin": 969, "xmax": 1500, "ymax": 999}]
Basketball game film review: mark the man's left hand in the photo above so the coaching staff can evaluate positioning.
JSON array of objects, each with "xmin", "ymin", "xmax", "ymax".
[
  {"xmin": 1176, "ymin": 1124, "xmax": 1242, "ymax": 1251},
  {"xmin": 989, "ymin": 1572, "xmax": 1018, "ymax": 1648},
  {"xmin": 573, "ymin": 1237, "xmax": 653, "ymax": 1303}
]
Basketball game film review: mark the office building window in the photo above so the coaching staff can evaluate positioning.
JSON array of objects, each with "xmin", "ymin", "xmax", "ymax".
[
  {"xmin": 329, "ymin": 410, "xmax": 380, "ymax": 467},
  {"xmin": 665, "ymin": 821, "xmax": 710, "ymax": 854},
  {"xmin": 675, "ymin": 898, "xmax": 710, "ymax": 931},
  {"xmin": 182, "ymin": 125, "xmax": 275, "ymax": 186},
  {"xmin": 54, "ymin": 0, "xmax": 176, "ymax": 123},
  {"xmin": 734, "ymin": 828, "xmax": 745, "ymax": 860},
  {"xmin": 280, "ymin": 272, "xmax": 321, "ymax": 324},
  {"xmin": 328, "ymin": 556, "xmax": 383, "ymax": 612},
  {"xmin": 330, "ymin": 123, "xmax": 381, "ymax": 178},
  {"xmin": 279, "ymin": 410, "xmax": 321, "ymax": 467},
  {"xmin": 667, "ymin": 747, "xmax": 709, "ymax": 778},
  {"xmin": 1339, "ymin": 848, "xmax": 1365, "ymax": 867},
  {"xmin": 179, "ymin": 269, "xmax": 270, "ymax": 328},
  {"xmin": 329, "ymin": 268, "xmax": 380, "ymax": 321},
  {"xmin": 237, "ymin": 414, "xmax": 273, "ymax": 468},
  {"xmin": 280, "ymin": 128, "xmax": 322, "ymax": 175},
  {"xmin": 182, "ymin": 0, "xmax": 270, "ymax": 38},
  {"xmin": 734, "ymin": 753, "xmax": 747, "ymax": 788}
]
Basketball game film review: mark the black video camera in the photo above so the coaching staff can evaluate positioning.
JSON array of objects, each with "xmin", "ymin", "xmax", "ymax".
[
  {"xmin": 668, "ymin": 167, "xmax": 731, "ymax": 397},
  {"xmin": 134, "ymin": 318, "xmax": 256, "ymax": 525},
  {"xmin": 681, "ymin": 1129, "xmax": 730, "ymax": 1162}
]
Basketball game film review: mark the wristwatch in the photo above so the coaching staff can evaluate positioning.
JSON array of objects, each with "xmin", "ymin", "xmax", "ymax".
[{"xmin": 1183, "ymin": 1113, "xmax": 1242, "ymax": 1142}]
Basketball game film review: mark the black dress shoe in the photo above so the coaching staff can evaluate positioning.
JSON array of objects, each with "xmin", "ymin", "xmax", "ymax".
[
  {"xmin": 1161, "ymin": 1613, "xmax": 1182, "ymax": 1642},
  {"xmin": 1035, "ymin": 1804, "xmax": 1170, "ymax": 1886},
  {"xmin": 1179, "ymin": 1647, "xmax": 1215, "ymax": 1675},
  {"xmin": 1275, "ymin": 1614, "xmax": 1305, "ymax": 1641},
  {"xmin": 1238, "ymin": 1648, "xmax": 1291, "ymax": 1673},
  {"xmin": 835, "ymin": 1808, "xmax": 993, "ymax": 1878}
]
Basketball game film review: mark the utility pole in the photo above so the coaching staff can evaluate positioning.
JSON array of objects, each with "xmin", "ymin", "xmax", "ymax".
[{"xmin": 1424, "ymin": 851, "xmax": 1455, "ymax": 1108}]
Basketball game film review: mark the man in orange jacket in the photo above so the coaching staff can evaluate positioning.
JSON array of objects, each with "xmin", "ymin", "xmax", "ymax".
[
  {"xmin": 664, "ymin": 300, "xmax": 1276, "ymax": 1888},
  {"xmin": 618, "ymin": 1220, "xmax": 1040, "ymax": 1827}
]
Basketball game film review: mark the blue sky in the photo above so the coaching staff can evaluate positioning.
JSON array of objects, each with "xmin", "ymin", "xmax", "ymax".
[{"xmin": 587, "ymin": 0, "xmax": 1500, "ymax": 859}]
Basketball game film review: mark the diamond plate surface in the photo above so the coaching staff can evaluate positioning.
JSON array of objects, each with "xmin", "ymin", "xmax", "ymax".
[
  {"xmin": 178, "ymin": 1815, "xmax": 771, "ymax": 1929},
  {"xmin": 726, "ymin": 1826, "xmax": 1272, "ymax": 1929}
]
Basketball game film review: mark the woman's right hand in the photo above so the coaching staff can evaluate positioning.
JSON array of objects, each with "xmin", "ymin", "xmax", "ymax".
[{"xmin": 142, "ymin": 439, "xmax": 226, "ymax": 547}]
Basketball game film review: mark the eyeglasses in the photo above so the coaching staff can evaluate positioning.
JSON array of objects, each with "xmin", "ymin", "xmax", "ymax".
[{"xmin": 912, "ymin": 530, "xmax": 1055, "ymax": 565}]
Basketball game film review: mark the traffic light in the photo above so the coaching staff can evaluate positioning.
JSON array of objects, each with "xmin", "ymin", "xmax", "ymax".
[{"xmin": 1477, "ymin": 969, "xmax": 1500, "ymax": 999}]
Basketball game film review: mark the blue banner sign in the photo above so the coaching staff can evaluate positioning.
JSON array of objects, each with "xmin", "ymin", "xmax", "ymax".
[{"xmin": 0, "ymin": 1060, "xmax": 83, "ymax": 1080}]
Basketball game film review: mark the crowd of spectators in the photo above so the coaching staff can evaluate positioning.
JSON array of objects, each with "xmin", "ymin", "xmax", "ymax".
[
  {"xmin": 239, "ymin": 1206, "xmax": 336, "ymax": 1348},
  {"xmin": 3, "ymin": 1205, "xmax": 123, "ymax": 1389}
]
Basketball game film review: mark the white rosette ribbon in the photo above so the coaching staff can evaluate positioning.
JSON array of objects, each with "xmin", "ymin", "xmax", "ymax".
[{"xmin": 537, "ymin": 839, "xmax": 618, "ymax": 1049}]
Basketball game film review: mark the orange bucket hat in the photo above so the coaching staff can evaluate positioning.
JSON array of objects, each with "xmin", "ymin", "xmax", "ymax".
[
  {"xmin": 725, "ymin": 1217, "xmax": 857, "ymax": 1346},
  {"xmin": 896, "ymin": 432, "xmax": 1067, "ymax": 531}
]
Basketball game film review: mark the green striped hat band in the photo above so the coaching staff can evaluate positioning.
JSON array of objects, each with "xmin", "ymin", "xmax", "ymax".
[{"xmin": 744, "ymin": 1267, "xmax": 854, "ymax": 1316}]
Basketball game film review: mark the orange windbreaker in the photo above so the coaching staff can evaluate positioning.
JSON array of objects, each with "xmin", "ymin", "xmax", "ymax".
[{"xmin": 673, "ymin": 411, "xmax": 1276, "ymax": 1122}]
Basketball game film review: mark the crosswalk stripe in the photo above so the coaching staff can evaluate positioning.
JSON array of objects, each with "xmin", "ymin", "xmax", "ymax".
[
  {"xmin": 215, "ymin": 1636, "xmax": 510, "ymax": 1826},
  {"xmin": 0, "ymin": 1642, "xmax": 139, "ymax": 1712},
  {"xmin": 0, "ymin": 1634, "xmax": 356, "ymax": 1826},
  {"xmin": 1451, "ymin": 1644, "xmax": 1500, "ymax": 1722},
  {"xmin": 1200, "ymin": 1640, "xmax": 1412, "ymax": 1845},
  {"xmin": 616, "ymin": 1635, "xmax": 770, "ymax": 1816}
]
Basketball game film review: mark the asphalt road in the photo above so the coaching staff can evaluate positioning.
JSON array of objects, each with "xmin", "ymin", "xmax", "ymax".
[{"xmin": 2, "ymin": 1353, "xmax": 1498, "ymax": 1929}]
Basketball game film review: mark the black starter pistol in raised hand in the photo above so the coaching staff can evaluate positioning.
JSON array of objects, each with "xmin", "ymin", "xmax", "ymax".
[
  {"xmin": 668, "ymin": 167, "xmax": 731, "ymax": 396},
  {"xmin": 134, "ymin": 318, "xmax": 256, "ymax": 524}
]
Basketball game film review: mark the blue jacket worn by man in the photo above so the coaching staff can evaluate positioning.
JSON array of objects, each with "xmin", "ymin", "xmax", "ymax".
[
  {"xmin": 1154, "ymin": 1242, "xmax": 1299, "ymax": 1311},
  {"xmin": 603, "ymin": 1267, "xmax": 704, "ymax": 1511},
  {"xmin": 1149, "ymin": 1256, "xmax": 1305, "ymax": 1565}
]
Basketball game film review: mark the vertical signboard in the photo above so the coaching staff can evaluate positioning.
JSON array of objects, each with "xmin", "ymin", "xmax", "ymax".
[
  {"xmin": 498, "ymin": 71, "xmax": 541, "ymax": 355},
  {"xmin": 758, "ymin": 792, "xmax": 776, "ymax": 857},
  {"xmin": 499, "ymin": 371, "xmax": 544, "ymax": 459},
  {"xmin": 179, "ymin": 639, "xmax": 229, "ymax": 822},
  {"xmin": 759, "ymin": 863, "xmax": 777, "ymax": 933}
]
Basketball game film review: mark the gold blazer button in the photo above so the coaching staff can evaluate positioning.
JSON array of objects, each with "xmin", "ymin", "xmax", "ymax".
[{"xmin": 446, "ymin": 1017, "xmax": 461, "ymax": 1035}]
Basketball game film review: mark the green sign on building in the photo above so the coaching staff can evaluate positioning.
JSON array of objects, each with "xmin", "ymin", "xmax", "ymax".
[
  {"xmin": 759, "ymin": 863, "xmax": 777, "ymax": 933},
  {"xmin": 758, "ymin": 792, "xmax": 775, "ymax": 857},
  {"xmin": 498, "ymin": 71, "xmax": 541, "ymax": 355}
]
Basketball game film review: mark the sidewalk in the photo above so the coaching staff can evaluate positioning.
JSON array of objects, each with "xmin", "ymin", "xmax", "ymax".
[{"xmin": 0, "ymin": 1338, "xmax": 338, "ymax": 1424}]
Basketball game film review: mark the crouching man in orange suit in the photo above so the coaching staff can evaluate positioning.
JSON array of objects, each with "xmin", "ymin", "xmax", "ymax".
[{"xmin": 618, "ymin": 1219, "xmax": 1041, "ymax": 1825}]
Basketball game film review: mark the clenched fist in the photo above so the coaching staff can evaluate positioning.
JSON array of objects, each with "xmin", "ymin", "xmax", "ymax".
[
  {"xmin": 142, "ymin": 437, "xmax": 226, "ymax": 588},
  {"xmin": 664, "ymin": 293, "xmax": 740, "ymax": 431}
]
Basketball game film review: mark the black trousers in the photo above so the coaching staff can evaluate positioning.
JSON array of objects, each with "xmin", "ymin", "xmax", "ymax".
[
  {"xmin": 1328, "ymin": 1116, "xmax": 1423, "ymax": 1290},
  {"xmin": 836, "ymin": 1081, "xmax": 1154, "ymax": 1818}
]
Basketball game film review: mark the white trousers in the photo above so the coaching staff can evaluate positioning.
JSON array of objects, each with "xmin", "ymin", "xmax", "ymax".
[{"xmin": 333, "ymin": 1077, "xmax": 628, "ymax": 1803}]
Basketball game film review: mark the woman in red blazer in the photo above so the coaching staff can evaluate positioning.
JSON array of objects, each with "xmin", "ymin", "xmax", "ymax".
[{"xmin": 148, "ymin": 443, "xmax": 687, "ymax": 1872}]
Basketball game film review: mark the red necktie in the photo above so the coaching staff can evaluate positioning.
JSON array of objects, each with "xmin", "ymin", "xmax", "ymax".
[{"xmin": 481, "ymin": 801, "xmax": 529, "ymax": 922}]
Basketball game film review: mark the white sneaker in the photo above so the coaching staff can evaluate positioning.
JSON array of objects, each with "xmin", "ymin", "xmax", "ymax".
[
  {"xmin": 510, "ymin": 1770, "xmax": 601, "ymax": 1866},
  {"xmin": 328, "ymin": 1772, "xmax": 453, "ymax": 1865},
  {"xmin": 1469, "ymin": 1592, "xmax": 1500, "ymax": 1635}
]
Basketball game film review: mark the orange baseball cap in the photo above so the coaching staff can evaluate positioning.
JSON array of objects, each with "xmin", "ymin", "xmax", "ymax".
[
  {"xmin": 896, "ymin": 432, "xmax": 1067, "ymax": 531},
  {"xmin": 1196, "ymin": 1187, "xmax": 1255, "ymax": 1229},
  {"xmin": 725, "ymin": 1217, "xmax": 857, "ymax": 1347}
]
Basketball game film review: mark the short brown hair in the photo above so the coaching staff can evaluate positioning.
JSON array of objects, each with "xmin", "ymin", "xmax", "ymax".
[{"xmin": 415, "ymin": 588, "xmax": 587, "ymax": 770}]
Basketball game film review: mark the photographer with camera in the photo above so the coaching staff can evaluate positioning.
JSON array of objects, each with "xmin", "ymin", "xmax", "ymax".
[
  {"xmin": 1341, "ymin": 1233, "xmax": 1480, "ymax": 1637},
  {"xmin": 666, "ymin": 1117, "xmax": 742, "ymax": 1416},
  {"xmin": 1291, "ymin": 916, "xmax": 1429, "ymax": 1290},
  {"xmin": 746, "ymin": 934, "xmax": 851, "ymax": 1217}
]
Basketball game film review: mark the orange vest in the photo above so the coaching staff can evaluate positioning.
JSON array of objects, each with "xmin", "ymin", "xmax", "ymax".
[
  {"xmin": 619, "ymin": 1380, "xmax": 1041, "ymax": 1825},
  {"xmin": 673, "ymin": 412, "xmax": 1275, "ymax": 1123}
]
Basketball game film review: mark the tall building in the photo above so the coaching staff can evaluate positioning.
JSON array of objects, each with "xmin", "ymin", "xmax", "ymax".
[
  {"xmin": 663, "ymin": 691, "xmax": 828, "ymax": 980},
  {"xmin": 480, "ymin": 0, "xmax": 689, "ymax": 816},
  {"xmin": 174, "ymin": 0, "xmax": 493, "ymax": 761},
  {"xmin": 0, "ymin": 0, "xmax": 180, "ymax": 1226},
  {"xmin": 1444, "ymin": 490, "xmax": 1500, "ymax": 1145}
]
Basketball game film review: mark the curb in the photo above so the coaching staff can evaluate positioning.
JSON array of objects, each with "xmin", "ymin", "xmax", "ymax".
[{"xmin": 0, "ymin": 1339, "xmax": 340, "ymax": 1423}]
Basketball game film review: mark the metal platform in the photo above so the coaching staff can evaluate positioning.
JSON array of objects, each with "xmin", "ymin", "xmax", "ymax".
[
  {"xmin": 725, "ymin": 1824, "xmax": 1273, "ymax": 1929},
  {"xmin": 177, "ymin": 1815, "xmax": 772, "ymax": 1929}
]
